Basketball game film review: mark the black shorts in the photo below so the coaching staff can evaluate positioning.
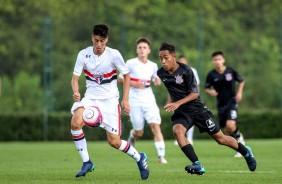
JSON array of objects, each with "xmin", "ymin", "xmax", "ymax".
[
  {"xmin": 218, "ymin": 103, "xmax": 238, "ymax": 128},
  {"xmin": 171, "ymin": 110, "xmax": 220, "ymax": 135}
]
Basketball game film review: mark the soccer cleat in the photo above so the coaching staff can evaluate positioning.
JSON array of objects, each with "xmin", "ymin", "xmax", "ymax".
[
  {"xmin": 75, "ymin": 160, "xmax": 95, "ymax": 178},
  {"xmin": 137, "ymin": 152, "xmax": 149, "ymax": 180},
  {"xmin": 234, "ymin": 151, "xmax": 243, "ymax": 158},
  {"xmin": 128, "ymin": 136, "xmax": 136, "ymax": 147},
  {"xmin": 158, "ymin": 156, "xmax": 168, "ymax": 164},
  {"xmin": 244, "ymin": 146, "xmax": 257, "ymax": 172},
  {"xmin": 185, "ymin": 161, "xmax": 206, "ymax": 175}
]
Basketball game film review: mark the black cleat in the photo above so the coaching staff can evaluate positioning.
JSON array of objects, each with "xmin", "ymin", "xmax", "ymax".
[
  {"xmin": 244, "ymin": 146, "xmax": 257, "ymax": 172},
  {"xmin": 185, "ymin": 161, "xmax": 206, "ymax": 175},
  {"xmin": 137, "ymin": 152, "xmax": 149, "ymax": 180},
  {"xmin": 75, "ymin": 160, "xmax": 95, "ymax": 178}
]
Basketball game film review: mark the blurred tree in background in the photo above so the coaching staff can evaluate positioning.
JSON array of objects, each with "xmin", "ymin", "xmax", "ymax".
[{"xmin": 0, "ymin": 0, "xmax": 281, "ymax": 112}]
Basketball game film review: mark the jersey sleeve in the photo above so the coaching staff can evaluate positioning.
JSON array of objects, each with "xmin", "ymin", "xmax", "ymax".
[
  {"xmin": 205, "ymin": 72, "xmax": 213, "ymax": 89},
  {"xmin": 185, "ymin": 67, "xmax": 198, "ymax": 93},
  {"xmin": 152, "ymin": 62, "xmax": 159, "ymax": 81},
  {"xmin": 113, "ymin": 50, "xmax": 129, "ymax": 75},
  {"xmin": 73, "ymin": 50, "xmax": 85, "ymax": 76},
  {"xmin": 191, "ymin": 68, "xmax": 200, "ymax": 85},
  {"xmin": 232, "ymin": 68, "xmax": 244, "ymax": 82},
  {"xmin": 118, "ymin": 60, "xmax": 131, "ymax": 79}
]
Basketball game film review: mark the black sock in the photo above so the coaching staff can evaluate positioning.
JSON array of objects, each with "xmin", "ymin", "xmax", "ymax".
[
  {"xmin": 232, "ymin": 128, "xmax": 241, "ymax": 139},
  {"xmin": 237, "ymin": 142, "xmax": 248, "ymax": 156},
  {"xmin": 181, "ymin": 144, "xmax": 198, "ymax": 163}
]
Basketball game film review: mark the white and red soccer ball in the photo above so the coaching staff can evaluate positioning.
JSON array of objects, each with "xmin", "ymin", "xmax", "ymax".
[{"xmin": 82, "ymin": 106, "xmax": 103, "ymax": 127}]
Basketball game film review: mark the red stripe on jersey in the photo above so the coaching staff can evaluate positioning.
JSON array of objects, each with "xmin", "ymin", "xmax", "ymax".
[
  {"xmin": 72, "ymin": 133, "xmax": 84, "ymax": 139},
  {"xmin": 84, "ymin": 69, "xmax": 117, "ymax": 79},
  {"xmin": 130, "ymin": 77, "xmax": 151, "ymax": 83},
  {"xmin": 103, "ymin": 70, "xmax": 117, "ymax": 78},
  {"xmin": 83, "ymin": 70, "xmax": 94, "ymax": 78}
]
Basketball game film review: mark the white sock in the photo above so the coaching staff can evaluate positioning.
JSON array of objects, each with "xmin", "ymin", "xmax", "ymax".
[
  {"xmin": 154, "ymin": 141, "xmax": 165, "ymax": 157},
  {"xmin": 118, "ymin": 140, "xmax": 141, "ymax": 162},
  {"xmin": 71, "ymin": 129, "xmax": 90, "ymax": 162},
  {"xmin": 186, "ymin": 126, "xmax": 194, "ymax": 143},
  {"xmin": 129, "ymin": 129, "xmax": 135, "ymax": 139}
]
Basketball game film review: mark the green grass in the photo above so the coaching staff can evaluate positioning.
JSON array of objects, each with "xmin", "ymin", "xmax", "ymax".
[{"xmin": 0, "ymin": 139, "xmax": 281, "ymax": 184}]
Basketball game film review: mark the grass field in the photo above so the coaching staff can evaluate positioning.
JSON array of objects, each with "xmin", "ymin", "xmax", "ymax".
[{"xmin": 0, "ymin": 139, "xmax": 281, "ymax": 184}]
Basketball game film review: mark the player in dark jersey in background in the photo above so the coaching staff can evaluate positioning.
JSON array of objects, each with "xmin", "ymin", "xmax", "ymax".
[
  {"xmin": 157, "ymin": 42, "xmax": 256, "ymax": 175},
  {"xmin": 205, "ymin": 51, "xmax": 246, "ymax": 158}
]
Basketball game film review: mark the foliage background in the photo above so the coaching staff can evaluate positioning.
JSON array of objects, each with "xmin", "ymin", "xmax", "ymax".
[{"xmin": 0, "ymin": 0, "xmax": 281, "ymax": 113}]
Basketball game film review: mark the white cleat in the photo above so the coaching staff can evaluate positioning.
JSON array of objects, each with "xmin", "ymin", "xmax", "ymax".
[
  {"xmin": 158, "ymin": 156, "xmax": 168, "ymax": 164},
  {"xmin": 234, "ymin": 152, "xmax": 243, "ymax": 158}
]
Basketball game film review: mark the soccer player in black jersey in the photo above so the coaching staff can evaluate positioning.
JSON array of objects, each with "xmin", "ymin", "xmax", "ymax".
[
  {"xmin": 157, "ymin": 42, "xmax": 256, "ymax": 175},
  {"xmin": 205, "ymin": 51, "xmax": 246, "ymax": 158}
]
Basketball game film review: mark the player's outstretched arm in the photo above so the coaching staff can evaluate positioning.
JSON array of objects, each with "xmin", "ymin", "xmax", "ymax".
[{"xmin": 121, "ymin": 73, "xmax": 130, "ymax": 115}]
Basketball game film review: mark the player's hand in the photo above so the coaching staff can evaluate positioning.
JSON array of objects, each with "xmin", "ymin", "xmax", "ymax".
[
  {"xmin": 132, "ymin": 82, "xmax": 145, "ymax": 89},
  {"xmin": 209, "ymin": 89, "xmax": 218, "ymax": 97},
  {"xmin": 121, "ymin": 100, "xmax": 130, "ymax": 115},
  {"xmin": 73, "ymin": 92, "xmax": 81, "ymax": 102},
  {"xmin": 164, "ymin": 102, "xmax": 179, "ymax": 112}
]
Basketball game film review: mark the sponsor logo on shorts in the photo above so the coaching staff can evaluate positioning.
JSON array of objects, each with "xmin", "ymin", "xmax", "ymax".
[
  {"xmin": 206, "ymin": 118, "xmax": 215, "ymax": 131},
  {"xmin": 230, "ymin": 110, "xmax": 237, "ymax": 119}
]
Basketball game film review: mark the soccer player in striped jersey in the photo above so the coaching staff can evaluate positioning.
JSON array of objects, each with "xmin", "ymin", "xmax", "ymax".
[
  {"xmin": 118, "ymin": 37, "xmax": 167, "ymax": 164},
  {"xmin": 157, "ymin": 42, "xmax": 256, "ymax": 175},
  {"xmin": 70, "ymin": 24, "xmax": 149, "ymax": 180}
]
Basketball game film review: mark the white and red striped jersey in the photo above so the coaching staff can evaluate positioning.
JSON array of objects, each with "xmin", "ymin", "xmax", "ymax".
[
  {"xmin": 119, "ymin": 57, "xmax": 159, "ymax": 106},
  {"xmin": 73, "ymin": 46, "xmax": 128, "ymax": 99}
]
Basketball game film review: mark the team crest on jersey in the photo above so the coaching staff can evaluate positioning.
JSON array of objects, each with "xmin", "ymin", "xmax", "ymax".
[
  {"xmin": 175, "ymin": 75, "xmax": 183, "ymax": 84},
  {"xmin": 225, "ymin": 73, "xmax": 232, "ymax": 81},
  {"xmin": 94, "ymin": 73, "xmax": 104, "ymax": 84}
]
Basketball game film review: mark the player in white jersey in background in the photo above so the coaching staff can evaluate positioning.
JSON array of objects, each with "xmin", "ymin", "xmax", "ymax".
[
  {"xmin": 70, "ymin": 24, "xmax": 149, "ymax": 180},
  {"xmin": 167, "ymin": 55, "xmax": 200, "ymax": 146},
  {"xmin": 118, "ymin": 37, "xmax": 167, "ymax": 164}
]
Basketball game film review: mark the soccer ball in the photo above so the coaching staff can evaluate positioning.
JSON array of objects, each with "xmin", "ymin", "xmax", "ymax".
[{"xmin": 82, "ymin": 106, "xmax": 103, "ymax": 127}]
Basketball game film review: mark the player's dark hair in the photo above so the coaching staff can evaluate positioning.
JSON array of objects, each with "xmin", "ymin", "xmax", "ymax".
[
  {"xmin": 136, "ymin": 37, "xmax": 151, "ymax": 46},
  {"xmin": 211, "ymin": 51, "xmax": 224, "ymax": 58},
  {"xmin": 159, "ymin": 42, "xmax": 175, "ymax": 53},
  {"xmin": 93, "ymin": 24, "xmax": 109, "ymax": 37}
]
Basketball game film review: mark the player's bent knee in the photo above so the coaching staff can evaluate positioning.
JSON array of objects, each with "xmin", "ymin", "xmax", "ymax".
[
  {"xmin": 71, "ymin": 119, "xmax": 84, "ymax": 130},
  {"xmin": 173, "ymin": 126, "xmax": 184, "ymax": 136},
  {"xmin": 135, "ymin": 130, "xmax": 144, "ymax": 137}
]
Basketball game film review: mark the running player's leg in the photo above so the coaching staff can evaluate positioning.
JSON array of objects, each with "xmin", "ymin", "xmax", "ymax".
[
  {"xmin": 102, "ymin": 99, "xmax": 149, "ymax": 180},
  {"xmin": 71, "ymin": 99, "xmax": 95, "ymax": 178},
  {"xmin": 225, "ymin": 107, "xmax": 246, "ymax": 157},
  {"xmin": 145, "ymin": 104, "xmax": 167, "ymax": 164},
  {"xmin": 211, "ymin": 131, "xmax": 256, "ymax": 171},
  {"xmin": 173, "ymin": 123, "xmax": 205, "ymax": 175},
  {"xmin": 127, "ymin": 106, "xmax": 145, "ymax": 146},
  {"xmin": 107, "ymin": 131, "xmax": 149, "ymax": 180},
  {"xmin": 149, "ymin": 123, "xmax": 167, "ymax": 164},
  {"xmin": 199, "ymin": 110, "xmax": 256, "ymax": 172}
]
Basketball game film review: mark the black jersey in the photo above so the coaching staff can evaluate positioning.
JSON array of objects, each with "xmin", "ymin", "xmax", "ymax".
[
  {"xmin": 157, "ymin": 62, "xmax": 208, "ymax": 115},
  {"xmin": 205, "ymin": 66, "xmax": 244, "ymax": 107}
]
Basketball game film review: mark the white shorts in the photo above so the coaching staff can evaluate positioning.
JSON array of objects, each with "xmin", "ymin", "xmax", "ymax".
[
  {"xmin": 129, "ymin": 103, "xmax": 161, "ymax": 131},
  {"xmin": 71, "ymin": 97, "xmax": 122, "ymax": 135}
]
